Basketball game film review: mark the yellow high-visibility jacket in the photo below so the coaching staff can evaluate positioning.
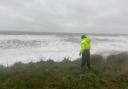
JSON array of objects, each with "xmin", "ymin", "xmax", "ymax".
[{"xmin": 80, "ymin": 37, "xmax": 91, "ymax": 53}]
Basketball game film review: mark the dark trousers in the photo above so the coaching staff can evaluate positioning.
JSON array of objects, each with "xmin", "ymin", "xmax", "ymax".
[{"xmin": 81, "ymin": 50, "xmax": 91, "ymax": 70}]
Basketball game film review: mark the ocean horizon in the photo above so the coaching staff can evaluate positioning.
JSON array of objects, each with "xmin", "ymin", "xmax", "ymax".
[{"xmin": 0, "ymin": 31, "xmax": 128, "ymax": 66}]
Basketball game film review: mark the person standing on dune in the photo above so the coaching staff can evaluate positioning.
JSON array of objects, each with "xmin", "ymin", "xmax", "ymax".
[{"xmin": 79, "ymin": 34, "xmax": 91, "ymax": 70}]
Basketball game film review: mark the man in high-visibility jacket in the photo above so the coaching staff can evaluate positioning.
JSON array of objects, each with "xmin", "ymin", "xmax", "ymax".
[{"xmin": 79, "ymin": 34, "xmax": 91, "ymax": 70}]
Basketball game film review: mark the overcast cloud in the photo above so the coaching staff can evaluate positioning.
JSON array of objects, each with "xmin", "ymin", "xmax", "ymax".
[{"xmin": 0, "ymin": 0, "xmax": 128, "ymax": 33}]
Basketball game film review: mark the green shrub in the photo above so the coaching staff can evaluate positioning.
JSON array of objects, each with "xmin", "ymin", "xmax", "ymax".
[{"xmin": 0, "ymin": 53, "xmax": 128, "ymax": 89}]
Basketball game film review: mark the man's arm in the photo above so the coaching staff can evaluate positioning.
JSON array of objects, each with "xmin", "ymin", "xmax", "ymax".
[
  {"xmin": 79, "ymin": 52, "xmax": 82, "ymax": 56},
  {"xmin": 79, "ymin": 40, "xmax": 84, "ymax": 56}
]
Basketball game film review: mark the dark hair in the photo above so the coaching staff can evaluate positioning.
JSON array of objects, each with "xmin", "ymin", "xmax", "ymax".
[{"xmin": 81, "ymin": 35, "xmax": 86, "ymax": 39}]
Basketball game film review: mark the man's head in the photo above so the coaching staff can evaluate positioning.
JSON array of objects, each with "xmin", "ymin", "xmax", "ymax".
[{"xmin": 81, "ymin": 35, "xmax": 87, "ymax": 39}]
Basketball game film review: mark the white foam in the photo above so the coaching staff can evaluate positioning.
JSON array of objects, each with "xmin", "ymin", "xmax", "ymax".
[{"xmin": 0, "ymin": 34, "xmax": 128, "ymax": 66}]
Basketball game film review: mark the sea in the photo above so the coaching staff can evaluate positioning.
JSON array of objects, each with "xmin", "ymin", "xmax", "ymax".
[{"xmin": 0, "ymin": 31, "xmax": 128, "ymax": 66}]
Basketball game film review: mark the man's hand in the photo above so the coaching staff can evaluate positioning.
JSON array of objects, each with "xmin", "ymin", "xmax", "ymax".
[{"xmin": 79, "ymin": 52, "xmax": 82, "ymax": 56}]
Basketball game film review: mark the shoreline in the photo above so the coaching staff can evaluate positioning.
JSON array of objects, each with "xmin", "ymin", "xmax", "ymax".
[{"xmin": 1, "ymin": 52, "xmax": 127, "ymax": 67}]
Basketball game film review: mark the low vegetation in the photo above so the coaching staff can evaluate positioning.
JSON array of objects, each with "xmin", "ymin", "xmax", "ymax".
[{"xmin": 0, "ymin": 53, "xmax": 128, "ymax": 89}]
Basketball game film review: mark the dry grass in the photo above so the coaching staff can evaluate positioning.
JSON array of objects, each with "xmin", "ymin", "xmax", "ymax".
[{"xmin": 0, "ymin": 52, "xmax": 128, "ymax": 89}]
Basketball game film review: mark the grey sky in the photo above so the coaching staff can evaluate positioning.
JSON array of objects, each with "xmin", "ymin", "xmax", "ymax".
[{"xmin": 0, "ymin": 0, "xmax": 128, "ymax": 33}]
